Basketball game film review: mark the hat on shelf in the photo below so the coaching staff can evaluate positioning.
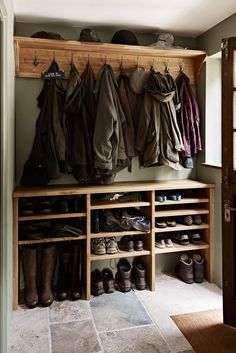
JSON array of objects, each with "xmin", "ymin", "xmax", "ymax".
[
  {"xmin": 111, "ymin": 30, "xmax": 139, "ymax": 46},
  {"xmin": 149, "ymin": 32, "xmax": 184, "ymax": 49},
  {"xmin": 79, "ymin": 28, "xmax": 101, "ymax": 42},
  {"xmin": 31, "ymin": 31, "xmax": 64, "ymax": 40}
]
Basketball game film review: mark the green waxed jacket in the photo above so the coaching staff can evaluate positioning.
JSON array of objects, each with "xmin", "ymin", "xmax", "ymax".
[
  {"xmin": 93, "ymin": 64, "xmax": 127, "ymax": 183},
  {"xmin": 136, "ymin": 72, "xmax": 184, "ymax": 170},
  {"xmin": 64, "ymin": 63, "xmax": 95, "ymax": 183}
]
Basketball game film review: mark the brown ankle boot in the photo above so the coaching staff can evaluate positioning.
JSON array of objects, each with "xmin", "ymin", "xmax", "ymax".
[
  {"xmin": 57, "ymin": 245, "xmax": 70, "ymax": 300},
  {"xmin": 40, "ymin": 245, "xmax": 56, "ymax": 307},
  {"xmin": 70, "ymin": 243, "xmax": 81, "ymax": 300},
  {"xmin": 23, "ymin": 246, "xmax": 39, "ymax": 309}
]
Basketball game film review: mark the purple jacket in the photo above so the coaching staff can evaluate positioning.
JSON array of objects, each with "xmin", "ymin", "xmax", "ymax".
[{"xmin": 176, "ymin": 73, "xmax": 202, "ymax": 157}]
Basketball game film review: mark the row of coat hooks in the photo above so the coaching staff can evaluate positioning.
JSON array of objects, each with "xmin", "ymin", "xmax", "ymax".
[{"xmin": 32, "ymin": 50, "xmax": 185, "ymax": 74}]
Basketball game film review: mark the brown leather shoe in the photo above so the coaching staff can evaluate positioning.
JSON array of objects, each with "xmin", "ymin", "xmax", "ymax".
[
  {"xmin": 193, "ymin": 254, "xmax": 204, "ymax": 283},
  {"xmin": 102, "ymin": 268, "xmax": 115, "ymax": 293},
  {"xmin": 115, "ymin": 258, "xmax": 131, "ymax": 292},
  {"xmin": 131, "ymin": 261, "xmax": 146, "ymax": 290},
  {"xmin": 91, "ymin": 270, "xmax": 104, "ymax": 296},
  {"xmin": 175, "ymin": 254, "xmax": 194, "ymax": 284},
  {"xmin": 70, "ymin": 243, "xmax": 81, "ymax": 300}
]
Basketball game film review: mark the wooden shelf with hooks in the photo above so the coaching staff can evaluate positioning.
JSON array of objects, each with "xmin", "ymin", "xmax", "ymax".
[{"xmin": 14, "ymin": 36, "xmax": 207, "ymax": 84}]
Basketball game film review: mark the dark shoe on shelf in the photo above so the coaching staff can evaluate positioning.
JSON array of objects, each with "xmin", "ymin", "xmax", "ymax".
[
  {"xmin": 182, "ymin": 215, "xmax": 193, "ymax": 226},
  {"xmin": 91, "ymin": 210, "xmax": 100, "ymax": 233},
  {"xmin": 133, "ymin": 237, "xmax": 144, "ymax": 251},
  {"xmin": 155, "ymin": 193, "xmax": 167, "ymax": 202},
  {"xmin": 119, "ymin": 235, "xmax": 134, "ymax": 252},
  {"xmin": 189, "ymin": 233, "xmax": 203, "ymax": 245},
  {"xmin": 54, "ymin": 198, "xmax": 69, "ymax": 213},
  {"xmin": 167, "ymin": 220, "xmax": 177, "ymax": 227},
  {"xmin": 193, "ymin": 254, "xmax": 205, "ymax": 283},
  {"xmin": 193, "ymin": 215, "xmax": 202, "ymax": 225},
  {"xmin": 155, "ymin": 220, "xmax": 167, "ymax": 228},
  {"xmin": 21, "ymin": 199, "xmax": 34, "ymax": 216},
  {"xmin": 23, "ymin": 246, "xmax": 39, "ymax": 309},
  {"xmin": 131, "ymin": 261, "xmax": 146, "ymax": 290},
  {"xmin": 115, "ymin": 258, "xmax": 131, "ymax": 292},
  {"xmin": 168, "ymin": 193, "xmax": 182, "ymax": 201},
  {"xmin": 102, "ymin": 268, "xmax": 115, "ymax": 293},
  {"xmin": 122, "ymin": 209, "xmax": 150, "ymax": 232},
  {"xmin": 175, "ymin": 254, "xmax": 194, "ymax": 284},
  {"xmin": 40, "ymin": 245, "xmax": 57, "ymax": 307},
  {"xmin": 91, "ymin": 270, "xmax": 104, "ymax": 296},
  {"xmin": 38, "ymin": 199, "xmax": 52, "ymax": 214},
  {"xmin": 173, "ymin": 233, "xmax": 189, "ymax": 246}
]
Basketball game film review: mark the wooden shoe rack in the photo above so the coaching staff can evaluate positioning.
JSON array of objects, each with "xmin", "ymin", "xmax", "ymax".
[{"xmin": 12, "ymin": 179, "xmax": 214, "ymax": 309}]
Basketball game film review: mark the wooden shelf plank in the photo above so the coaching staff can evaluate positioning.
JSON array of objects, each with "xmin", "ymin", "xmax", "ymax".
[
  {"xmin": 155, "ymin": 223, "xmax": 209, "ymax": 233},
  {"xmin": 14, "ymin": 36, "xmax": 207, "ymax": 84},
  {"xmin": 18, "ymin": 235, "xmax": 86, "ymax": 245},
  {"xmin": 90, "ymin": 249, "xmax": 150, "ymax": 261},
  {"xmin": 155, "ymin": 198, "xmax": 209, "ymax": 206},
  {"xmin": 13, "ymin": 180, "xmax": 215, "ymax": 198},
  {"xmin": 155, "ymin": 208, "xmax": 209, "ymax": 218},
  {"xmin": 19, "ymin": 212, "xmax": 86, "ymax": 221},
  {"xmin": 91, "ymin": 230, "xmax": 150, "ymax": 239},
  {"xmin": 155, "ymin": 242, "xmax": 209, "ymax": 254},
  {"xmin": 90, "ymin": 201, "xmax": 150, "ymax": 210}
]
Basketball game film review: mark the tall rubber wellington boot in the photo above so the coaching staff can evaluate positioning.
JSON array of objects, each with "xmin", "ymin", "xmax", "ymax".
[
  {"xmin": 70, "ymin": 243, "xmax": 81, "ymax": 300},
  {"xmin": 40, "ymin": 245, "xmax": 57, "ymax": 307},
  {"xmin": 57, "ymin": 245, "xmax": 71, "ymax": 301},
  {"xmin": 23, "ymin": 246, "xmax": 39, "ymax": 309}
]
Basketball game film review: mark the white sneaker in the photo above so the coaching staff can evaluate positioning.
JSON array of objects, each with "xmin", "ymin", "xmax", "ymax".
[
  {"xmin": 165, "ymin": 238, "xmax": 173, "ymax": 247},
  {"xmin": 155, "ymin": 239, "xmax": 165, "ymax": 249}
]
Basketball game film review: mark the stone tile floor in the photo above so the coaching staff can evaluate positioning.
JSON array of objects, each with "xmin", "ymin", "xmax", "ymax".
[{"xmin": 8, "ymin": 274, "xmax": 222, "ymax": 353}]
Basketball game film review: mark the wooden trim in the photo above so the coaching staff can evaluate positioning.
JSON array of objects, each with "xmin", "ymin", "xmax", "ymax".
[
  {"xmin": 155, "ymin": 223, "xmax": 209, "ymax": 233},
  {"xmin": 18, "ymin": 235, "xmax": 86, "ymax": 245},
  {"xmin": 90, "ymin": 249, "xmax": 151, "ymax": 261},
  {"xmin": 13, "ymin": 198, "xmax": 19, "ymax": 310},
  {"xmin": 85, "ymin": 194, "xmax": 91, "ymax": 300},
  {"xmin": 19, "ymin": 212, "xmax": 86, "ymax": 221},
  {"xmin": 14, "ymin": 36, "xmax": 207, "ymax": 85},
  {"xmin": 90, "ymin": 230, "xmax": 149, "ymax": 239},
  {"xmin": 155, "ymin": 198, "xmax": 209, "ymax": 205},
  {"xmin": 13, "ymin": 179, "xmax": 215, "ymax": 198},
  {"xmin": 155, "ymin": 208, "xmax": 209, "ymax": 217},
  {"xmin": 90, "ymin": 201, "xmax": 150, "ymax": 210},
  {"xmin": 155, "ymin": 242, "xmax": 209, "ymax": 254}
]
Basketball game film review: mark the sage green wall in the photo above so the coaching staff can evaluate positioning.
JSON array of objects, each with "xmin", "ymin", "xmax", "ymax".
[
  {"xmin": 0, "ymin": 0, "xmax": 15, "ymax": 352},
  {"xmin": 196, "ymin": 12, "xmax": 236, "ymax": 288}
]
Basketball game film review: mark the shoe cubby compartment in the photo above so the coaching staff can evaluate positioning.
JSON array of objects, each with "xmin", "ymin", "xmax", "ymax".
[{"xmin": 13, "ymin": 180, "xmax": 214, "ymax": 309}]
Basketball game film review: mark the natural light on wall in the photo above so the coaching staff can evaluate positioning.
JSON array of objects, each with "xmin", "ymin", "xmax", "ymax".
[{"xmin": 205, "ymin": 52, "xmax": 221, "ymax": 167}]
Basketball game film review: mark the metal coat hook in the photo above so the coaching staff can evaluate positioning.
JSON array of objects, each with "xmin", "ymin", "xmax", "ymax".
[
  {"xmin": 151, "ymin": 58, "xmax": 155, "ymax": 70},
  {"xmin": 104, "ymin": 56, "xmax": 107, "ymax": 65},
  {"xmin": 136, "ymin": 57, "xmax": 139, "ymax": 67},
  {"xmin": 164, "ymin": 60, "xmax": 169, "ymax": 73},
  {"xmin": 52, "ymin": 51, "xmax": 55, "ymax": 62},
  {"xmin": 71, "ymin": 53, "xmax": 74, "ymax": 65},
  {"xmin": 179, "ymin": 60, "xmax": 184, "ymax": 73},
  {"xmin": 33, "ymin": 51, "xmax": 39, "ymax": 67},
  {"xmin": 120, "ymin": 56, "xmax": 123, "ymax": 69},
  {"xmin": 87, "ymin": 54, "xmax": 90, "ymax": 64}
]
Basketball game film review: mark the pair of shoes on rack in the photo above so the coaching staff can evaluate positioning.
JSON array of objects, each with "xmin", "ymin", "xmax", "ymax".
[
  {"xmin": 156, "ymin": 219, "xmax": 177, "ymax": 228},
  {"xmin": 182, "ymin": 215, "xmax": 202, "ymax": 226},
  {"xmin": 91, "ymin": 268, "xmax": 115, "ymax": 296},
  {"xmin": 91, "ymin": 237, "xmax": 118, "ymax": 255},
  {"xmin": 115, "ymin": 258, "xmax": 147, "ymax": 292},
  {"xmin": 155, "ymin": 238, "xmax": 173, "ymax": 248},
  {"xmin": 20, "ymin": 198, "xmax": 52, "ymax": 215},
  {"xmin": 155, "ymin": 192, "xmax": 182, "ymax": 202},
  {"xmin": 119, "ymin": 235, "xmax": 144, "ymax": 252},
  {"xmin": 173, "ymin": 232, "xmax": 203, "ymax": 245},
  {"xmin": 175, "ymin": 253, "xmax": 205, "ymax": 284}
]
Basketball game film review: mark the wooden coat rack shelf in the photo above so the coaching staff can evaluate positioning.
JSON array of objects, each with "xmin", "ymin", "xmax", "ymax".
[{"xmin": 14, "ymin": 36, "xmax": 207, "ymax": 84}]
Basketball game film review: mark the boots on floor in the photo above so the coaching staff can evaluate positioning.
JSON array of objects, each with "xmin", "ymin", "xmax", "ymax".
[
  {"xmin": 40, "ymin": 245, "xmax": 57, "ymax": 307},
  {"xmin": 23, "ymin": 246, "xmax": 38, "ymax": 309},
  {"xmin": 57, "ymin": 245, "xmax": 71, "ymax": 301},
  {"xmin": 70, "ymin": 243, "xmax": 81, "ymax": 300}
]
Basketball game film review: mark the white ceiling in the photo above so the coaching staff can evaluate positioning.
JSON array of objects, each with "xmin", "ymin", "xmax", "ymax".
[{"xmin": 12, "ymin": 0, "xmax": 236, "ymax": 38}]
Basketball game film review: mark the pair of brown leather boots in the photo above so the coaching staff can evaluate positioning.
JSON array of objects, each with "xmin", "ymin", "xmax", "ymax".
[
  {"xmin": 22, "ymin": 243, "xmax": 82, "ymax": 308},
  {"xmin": 23, "ymin": 245, "xmax": 57, "ymax": 309}
]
